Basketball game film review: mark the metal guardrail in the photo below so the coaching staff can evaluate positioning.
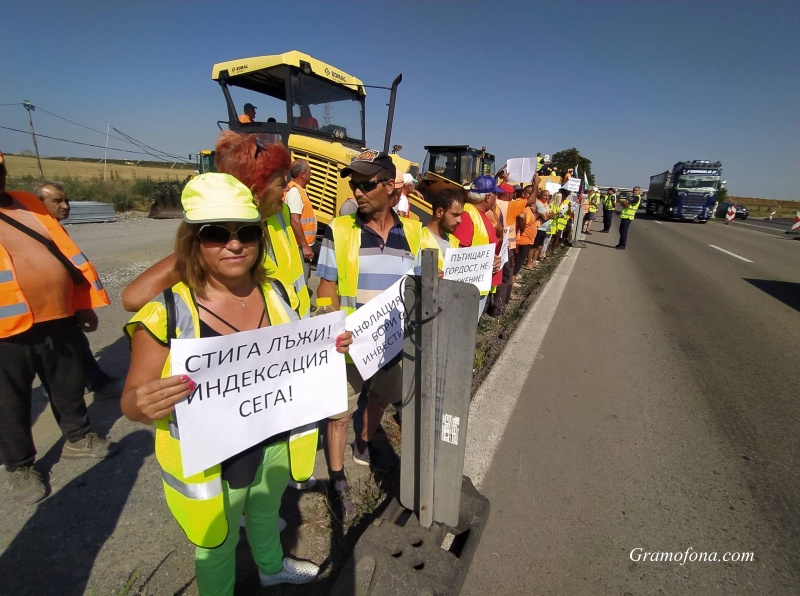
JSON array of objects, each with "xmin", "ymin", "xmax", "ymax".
[{"xmin": 61, "ymin": 201, "xmax": 116, "ymax": 225}]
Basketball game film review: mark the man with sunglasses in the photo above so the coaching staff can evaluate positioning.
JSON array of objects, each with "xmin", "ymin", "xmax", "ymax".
[{"xmin": 316, "ymin": 150, "xmax": 422, "ymax": 522}]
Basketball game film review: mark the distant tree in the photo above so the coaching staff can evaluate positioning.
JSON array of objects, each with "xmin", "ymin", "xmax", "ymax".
[
  {"xmin": 551, "ymin": 148, "xmax": 595, "ymax": 187},
  {"xmin": 717, "ymin": 187, "xmax": 728, "ymax": 202}
]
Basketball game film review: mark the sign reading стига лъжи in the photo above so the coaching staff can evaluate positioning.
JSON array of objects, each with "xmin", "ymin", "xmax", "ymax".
[
  {"xmin": 443, "ymin": 245, "xmax": 494, "ymax": 293},
  {"xmin": 170, "ymin": 311, "xmax": 347, "ymax": 477}
]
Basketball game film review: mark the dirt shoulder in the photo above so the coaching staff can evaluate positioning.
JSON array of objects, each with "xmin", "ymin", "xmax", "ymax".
[{"xmin": 0, "ymin": 216, "xmax": 569, "ymax": 595}]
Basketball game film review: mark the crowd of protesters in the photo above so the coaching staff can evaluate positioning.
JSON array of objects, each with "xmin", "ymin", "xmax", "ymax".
[{"xmin": 0, "ymin": 138, "xmax": 636, "ymax": 593}]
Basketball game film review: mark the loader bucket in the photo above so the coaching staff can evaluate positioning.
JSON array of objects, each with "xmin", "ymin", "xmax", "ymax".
[{"xmin": 147, "ymin": 180, "xmax": 187, "ymax": 219}]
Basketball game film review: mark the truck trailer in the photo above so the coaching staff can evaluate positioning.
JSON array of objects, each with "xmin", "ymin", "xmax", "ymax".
[{"xmin": 645, "ymin": 160, "xmax": 723, "ymax": 222}]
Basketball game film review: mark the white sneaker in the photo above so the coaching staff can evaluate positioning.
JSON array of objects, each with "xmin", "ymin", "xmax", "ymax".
[
  {"xmin": 240, "ymin": 515, "xmax": 287, "ymax": 532},
  {"xmin": 259, "ymin": 557, "xmax": 319, "ymax": 586},
  {"xmin": 288, "ymin": 475, "xmax": 318, "ymax": 490}
]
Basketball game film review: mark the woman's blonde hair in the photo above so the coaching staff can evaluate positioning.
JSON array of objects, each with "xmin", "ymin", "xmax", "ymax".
[{"xmin": 173, "ymin": 221, "xmax": 268, "ymax": 297}]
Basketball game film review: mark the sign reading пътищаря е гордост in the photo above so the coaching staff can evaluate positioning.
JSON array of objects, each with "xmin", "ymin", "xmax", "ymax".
[
  {"xmin": 170, "ymin": 311, "xmax": 347, "ymax": 477},
  {"xmin": 442, "ymin": 245, "xmax": 494, "ymax": 294}
]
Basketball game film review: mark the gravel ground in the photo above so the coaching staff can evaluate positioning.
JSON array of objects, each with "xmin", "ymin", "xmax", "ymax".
[{"xmin": 0, "ymin": 214, "xmax": 565, "ymax": 595}]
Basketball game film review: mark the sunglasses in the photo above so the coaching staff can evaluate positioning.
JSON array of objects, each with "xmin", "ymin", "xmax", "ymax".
[
  {"xmin": 348, "ymin": 179, "xmax": 390, "ymax": 193},
  {"xmin": 197, "ymin": 224, "xmax": 264, "ymax": 245}
]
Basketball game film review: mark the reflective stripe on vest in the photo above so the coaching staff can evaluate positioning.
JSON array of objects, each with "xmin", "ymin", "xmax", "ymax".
[
  {"xmin": 420, "ymin": 226, "xmax": 458, "ymax": 270},
  {"xmin": 0, "ymin": 192, "xmax": 110, "ymax": 338},
  {"xmin": 264, "ymin": 205, "xmax": 310, "ymax": 318},
  {"xmin": 621, "ymin": 195, "xmax": 641, "ymax": 220},
  {"xmin": 603, "ymin": 195, "xmax": 616, "ymax": 209},
  {"xmin": 588, "ymin": 192, "xmax": 600, "ymax": 213},
  {"xmin": 124, "ymin": 281, "xmax": 311, "ymax": 548},
  {"xmin": 286, "ymin": 181, "xmax": 317, "ymax": 246}
]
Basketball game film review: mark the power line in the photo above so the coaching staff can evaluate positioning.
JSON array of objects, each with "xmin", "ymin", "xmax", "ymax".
[
  {"xmin": 34, "ymin": 105, "xmax": 130, "ymax": 144},
  {"xmin": 112, "ymin": 127, "xmax": 189, "ymax": 162},
  {"xmin": 0, "ymin": 124, "xmax": 188, "ymax": 160},
  {"xmin": 0, "ymin": 102, "xmax": 23, "ymax": 108}
]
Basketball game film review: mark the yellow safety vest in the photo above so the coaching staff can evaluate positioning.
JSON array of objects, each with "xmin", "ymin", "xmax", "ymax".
[
  {"xmin": 124, "ymin": 281, "xmax": 316, "ymax": 548},
  {"xmin": 0, "ymin": 191, "xmax": 110, "ymax": 338},
  {"xmin": 461, "ymin": 203, "xmax": 492, "ymax": 296},
  {"xmin": 588, "ymin": 192, "xmax": 600, "ymax": 213},
  {"xmin": 329, "ymin": 213, "xmax": 422, "ymax": 316},
  {"xmin": 603, "ymin": 194, "xmax": 616, "ymax": 209},
  {"xmin": 556, "ymin": 199, "xmax": 571, "ymax": 231},
  {"xmin": 285, "ymin": 181, "xmax": 317, "ymax": 246},
  {"xmin": 264, "ymin": 204, "xmax": 311, "ymax": 318},
  {"xmin": 621, "ymin": 195, "xmax": 641, "ymax": 220},
  {"xmin": 420, "ymin": 226, "xmax": 459, "ymax": 270}
]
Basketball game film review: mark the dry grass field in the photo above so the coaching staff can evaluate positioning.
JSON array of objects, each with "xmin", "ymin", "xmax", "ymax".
[{"xmin": 5, "ymin": 154, "xmax": 187, "ymax": 182}]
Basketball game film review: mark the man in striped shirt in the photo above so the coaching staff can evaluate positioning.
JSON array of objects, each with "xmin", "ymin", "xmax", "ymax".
[{"xmin": 316, "ymin": 150, "xmax": 421, "ymax": 522}]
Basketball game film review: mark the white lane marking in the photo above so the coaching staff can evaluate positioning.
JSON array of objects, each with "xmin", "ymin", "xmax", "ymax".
[
  {"xmin": 735, "ymin": 221, "xmax": 789, "ymax": 232},
  {"xmin": 709, "ymin": 244, "xmax": 753, "ymax": 263},
  {"xmin": 464, "ymin": 247, "xmax": 581, "ymax": 490},
  {"xmin": 653, "ymin": 221, "xmax": 663, "ymax": 225}
]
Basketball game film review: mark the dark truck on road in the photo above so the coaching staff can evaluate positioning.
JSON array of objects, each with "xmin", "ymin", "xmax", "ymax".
[{"xmin": 646, "ymin": 160, "xmax": 723, "ymax": 222}]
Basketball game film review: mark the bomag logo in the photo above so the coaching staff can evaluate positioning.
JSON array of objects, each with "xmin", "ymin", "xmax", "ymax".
[
  {"xmin": 323, "ymin": 67, "xmax": 347, "ymax": 83},
  {"xmin": 232, "ymin": 64, "xmax": 249, "ymax": 73}
]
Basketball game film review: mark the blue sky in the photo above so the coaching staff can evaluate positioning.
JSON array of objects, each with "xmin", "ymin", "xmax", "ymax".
[{"xmin": 2, "ymin": 0, "xmax": 798, "ymax": 199}]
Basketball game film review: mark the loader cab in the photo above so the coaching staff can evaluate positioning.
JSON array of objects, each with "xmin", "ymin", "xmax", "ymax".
[
  {"xmin": 211, "ymin": 51, "xmax": 372, "ymax": 225},
  {"xmin": 417, "ymin": 145, "xmax": 495, "ymax": 203}
]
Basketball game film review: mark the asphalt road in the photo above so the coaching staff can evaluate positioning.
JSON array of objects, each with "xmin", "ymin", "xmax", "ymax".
[{"xmin": 463, "ymin": 213, "xmax": 800, "ymax": 595}]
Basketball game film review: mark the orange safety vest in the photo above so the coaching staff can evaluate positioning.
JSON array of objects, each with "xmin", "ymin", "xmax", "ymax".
[
  {"xmin": 286, "ymin": 181, "xmax": 317, "ymax": 246},
  {"xmin": 0, "ymin": 191, "xmax": 110, "ymax": 338}
]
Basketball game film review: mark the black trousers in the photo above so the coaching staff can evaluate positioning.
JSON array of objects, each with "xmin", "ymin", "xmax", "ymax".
[
  {"xmin": 602, "ymin": 206, "xmax": 614, "ymax": 231},
  {"xmin": 618, "ymin": 218, "xmax": 632, "ymax": 247},
  {"xmin": 491, "ymin": 254, "xmax": 514, "ymax": 315},
  {"xmin": 0, "ymin": 317, "xmax": 90, "ymax": 470}
]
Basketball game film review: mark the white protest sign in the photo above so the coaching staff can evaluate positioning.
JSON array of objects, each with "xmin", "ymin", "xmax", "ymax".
[
  {"xmin": 506, "ymin": 157, "xmax": 537, "ymax": 184},
  {"xmin": 564, "ymin": 177, "xmax": 581, "ymax": 192},
  {"xmin": 346, "ymin": 273, "xmax": 410, "ymax": 380},
  {"xmin": 499, "ymin": 230, "xmax": 510, "ymax": 269},
  {"xmin": 545, "ymin": 182, "xmax": 562, "ymax": 196},
  {"xmin": 170, "ymin": 311, "xmax": 347, "ymax": 477},
  {"xmin": 443, "ymin": 245, "xmax": 494, "ymax": 294}
]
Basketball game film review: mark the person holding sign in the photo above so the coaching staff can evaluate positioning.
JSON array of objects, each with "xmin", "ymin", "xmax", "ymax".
[
  {"xmin": 121, "ymin": 174, "xmax": 353, "ymax": 592},
  {"xmin": 420, "ymin": 188, "xmax": 464, "ymax": 272},
  {"xmin": 316, "ymin": 150, "xmax": 422, "ymax": 522},
  {"xmin": 453, "ymin": 175, "xmax": 503, "ymax": 319}
]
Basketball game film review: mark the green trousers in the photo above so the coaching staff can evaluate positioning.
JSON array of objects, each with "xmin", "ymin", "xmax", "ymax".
[{"xmin": 195, "ymin": 441, "xmax": 289, "ymax": 595}]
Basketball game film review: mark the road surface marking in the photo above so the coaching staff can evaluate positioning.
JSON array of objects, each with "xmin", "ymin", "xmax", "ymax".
[
  {"xmin": 464, "ymin": 247, "xmax": 581, "ymax": 490},
  {"xmin": 653, "ymin": 221, "xmax": 663, "ymax": 225},
  {"xmin": 735, "ymin": 221, "xmax": 789, "ymax": 232},
  {"xmin": 709, "ymin": 244, "xmax": 753, "ymax": 263}
]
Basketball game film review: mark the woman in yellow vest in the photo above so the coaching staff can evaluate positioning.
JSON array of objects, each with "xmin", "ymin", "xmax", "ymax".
[{"xmin": 121, "ymin": 174, "xmax": 352, "ymax": 594}]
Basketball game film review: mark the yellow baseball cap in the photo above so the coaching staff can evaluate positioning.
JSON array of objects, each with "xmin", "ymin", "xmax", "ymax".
[{"xmin": 181, "ymin": 173, "xmax": 260, "ymax": 223}]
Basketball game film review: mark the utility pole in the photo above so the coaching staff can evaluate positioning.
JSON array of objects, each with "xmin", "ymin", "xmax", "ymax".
[
  {"xmin": 103, "ymin": 124, "xmax": 110, "ymax": 180},
  {"xmin": 22, "ymin": 100, "xmax": 44, "ymax": 179}
]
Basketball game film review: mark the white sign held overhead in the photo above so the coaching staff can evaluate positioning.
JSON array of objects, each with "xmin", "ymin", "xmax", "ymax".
[
  {"xmin": 443, "ymin": 245, "xmax": 494, "ymax": 294},
  {"xmin": 564, "ymin": 177, "xmax": 581, "ymax": 192},
  {"xmin": 170, "ymin": 311, "xmax": 347, "ymax": 477},
  {"xmin": 545, "ymin": 182, "xmax": 562, "ymax": 196},
  {"xmin": 505, "ymin": 157, "xmax": 537, "ymax": 184},
  {"xmin": 346, "ymin": 273, "xmax": 411, "ymax": 381}
]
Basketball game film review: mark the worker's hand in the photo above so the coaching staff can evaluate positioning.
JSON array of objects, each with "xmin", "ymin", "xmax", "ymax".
[
  {"xmin": 131, "ymin": 375, "xmax": 195, "ymax": 422},
  {"xmin": 437, "ymin": 268, "xmax": 444, "ymax": 279},
  {"xmin": 492, "ymin": 254, "xmax": 502, "ymax": 273},
  {"xmin": 408, "ymin": 190, "xmax": 425, "ymax": 201},
  {"xmin": 301, "ymin": 244, "xmax": 314, "ymax": 261},
  {"xmin": 335, "ymin": 331, "xmax": 353, "ymax": 354},
  {"xmin": 75, "ymin": 309, "xmax": 99, "ymax": 332}
]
